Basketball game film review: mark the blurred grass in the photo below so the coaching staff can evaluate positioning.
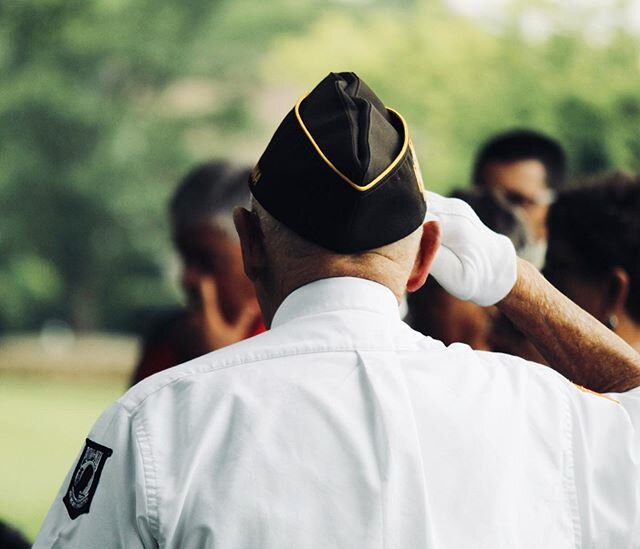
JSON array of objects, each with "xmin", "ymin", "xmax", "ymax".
[{"xmin": 0, "ymin": 374, "xmax": 126, "ymax": 541}]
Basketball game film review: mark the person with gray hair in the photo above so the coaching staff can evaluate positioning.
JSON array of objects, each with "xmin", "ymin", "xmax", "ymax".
[
  {"xmin": 131, "ymin": 161, "xmax": 263, "ymax": 385},
  {"xmin": 170, "ymin": 162, "xmax": 249, "ymax": 238},
  {"xmin": 37, "ymin": 73, "xmax": 640, "ymax": 548}
]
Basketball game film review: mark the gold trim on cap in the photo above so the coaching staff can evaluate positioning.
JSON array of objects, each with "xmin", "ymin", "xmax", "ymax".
[
  {"xmin": 294, "ymin": 94, "xmax": 411, "ymax": 192},
  {"xmin": 409, "ymin": 140, "xmax": 425, "ymax": 193},
  {"xmin": 250, "ymin": 164, "xmax": 262, "ymax": 186}
]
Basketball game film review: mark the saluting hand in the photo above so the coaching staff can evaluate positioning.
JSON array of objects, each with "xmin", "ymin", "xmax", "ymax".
[{"xmin": 425, "ymin": 191, "xmax": 517, "ymax": 306}]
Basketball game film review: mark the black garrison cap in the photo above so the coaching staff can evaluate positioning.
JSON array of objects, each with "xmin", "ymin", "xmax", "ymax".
[{"xmin": 249, "ymin": 72, "xmax": 426, "ymax": 253}]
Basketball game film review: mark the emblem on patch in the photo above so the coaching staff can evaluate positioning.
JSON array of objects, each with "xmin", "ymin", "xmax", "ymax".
[{"xmin": 63, "ymin": 438, "xmax": 113, "ymax": 519}]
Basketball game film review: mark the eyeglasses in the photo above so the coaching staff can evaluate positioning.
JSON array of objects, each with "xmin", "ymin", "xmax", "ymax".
[{"xmin": 495, "ymin": 188, "xmax": 556, "ymax": 209}]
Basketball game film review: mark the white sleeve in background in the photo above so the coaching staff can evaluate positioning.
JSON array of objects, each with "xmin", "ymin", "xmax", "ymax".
[
  {"xmin": 33, "ymin": 402, "xmax": 157, "ymax": 548},
  {"xmin": 568, "ymin": 385, "xmax": 640, "ymax": 548}
]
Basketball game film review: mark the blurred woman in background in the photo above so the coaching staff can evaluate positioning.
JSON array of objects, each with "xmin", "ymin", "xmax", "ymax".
[{"xmin": 544, "ymin": 172, "xmax": 640, "ymax": 352}]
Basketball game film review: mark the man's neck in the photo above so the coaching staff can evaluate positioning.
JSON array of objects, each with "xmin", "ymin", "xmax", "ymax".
[
  {"xmin": 258, "ymin": 266, "xmax": 406, "ymax": 329},
  {"xmin": 615, "ymin": 316, "xmax": 640, "ymax": 354}
]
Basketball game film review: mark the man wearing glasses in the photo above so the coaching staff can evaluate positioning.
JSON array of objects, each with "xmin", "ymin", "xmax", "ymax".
[{"xmin": 472, "ymin": 129, "xmax": 566, "ymax": 268}]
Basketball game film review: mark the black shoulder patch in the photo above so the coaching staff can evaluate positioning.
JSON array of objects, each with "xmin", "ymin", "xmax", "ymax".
[{"xmin": 63, "ymin": 438, "xmax": 113, "ymax": 520}]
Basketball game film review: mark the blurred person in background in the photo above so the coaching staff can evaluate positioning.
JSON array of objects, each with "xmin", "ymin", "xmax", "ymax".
[
  {"xmin": 472, "ymin": 129, "xmax": 567, "ymax": 268},
  {"xmin": 0, "ymin": 520, "xmax": 31, "ymax": 549},
  {"xmin": 131, "ymin": 162, "xmax": 264, "ymax": 385},
  {"xmin": 407, "ymin": 187, "xmax": 532, "ymax": 350},
  {"xmin": 544, "ymin": 171, "xmax": 640, "ymax": 353}
]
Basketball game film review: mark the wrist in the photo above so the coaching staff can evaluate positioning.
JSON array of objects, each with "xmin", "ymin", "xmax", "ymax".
[{"xmin": 497, "ymin": 258, "xmax": 536, "ymax": 310}]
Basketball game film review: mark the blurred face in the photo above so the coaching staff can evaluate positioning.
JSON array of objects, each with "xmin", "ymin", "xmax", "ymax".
[
  {"xmin": 411, "ymin": 282, "xmax": 495, "ymax": 351},
  {"xmin": 437, "ymin": 296, "xmax": 495, "ymax": 351},
  {"xmin": 543, "ymin": 236, "xmax": 607, "ymax": 322},
  {"xmin": 482, "ymin": 159, "xmax": 552, "ymax": 241},
  {"xmin": 175, "ymin": 224, "xmax": 256, "ymax": 322}
]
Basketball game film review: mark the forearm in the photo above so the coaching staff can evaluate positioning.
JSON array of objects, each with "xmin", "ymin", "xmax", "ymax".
[{"xmin": 498, "ymin": 258, "xmax": 640, "ymax": 393}]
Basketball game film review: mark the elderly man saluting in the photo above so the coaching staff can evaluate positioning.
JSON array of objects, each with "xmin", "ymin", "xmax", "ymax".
[{"xmin": 35, "ymin": 73, "xmax": 640, "ymax": 548}]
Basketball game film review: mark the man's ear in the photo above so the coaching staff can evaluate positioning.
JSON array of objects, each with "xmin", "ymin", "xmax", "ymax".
[
  {"xmin": 406, "ymin": 220, "xmax": 441, "ymax": 293},
  {"xmin": 606, "ymin": 266, "xmax": 630, "ymax": 317},
  {"xmin": 233, "ymin": 207, "xmax": 266, "ymax": 282}
]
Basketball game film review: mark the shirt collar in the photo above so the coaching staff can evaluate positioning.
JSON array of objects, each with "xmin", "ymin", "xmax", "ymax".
[{"xmin": 271, "ymin": 277, "xmax": 401, "ymax": 329}]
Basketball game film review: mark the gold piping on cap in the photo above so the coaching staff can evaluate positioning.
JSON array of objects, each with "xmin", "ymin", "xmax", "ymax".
[{"xmin": 294, "ymin": 94, "xmax": 412, "ymax": 192}]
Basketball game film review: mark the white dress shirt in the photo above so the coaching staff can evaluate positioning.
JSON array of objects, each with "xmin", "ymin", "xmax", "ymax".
[{"xmin": 34, "ymin": 277, "xmax": 640, "ymax": 548}]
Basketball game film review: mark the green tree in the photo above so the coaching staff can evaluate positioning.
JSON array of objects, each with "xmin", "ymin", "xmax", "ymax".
[{"xmin": 2, "ymin": 0, "xmax": 639, "ymax": 332}]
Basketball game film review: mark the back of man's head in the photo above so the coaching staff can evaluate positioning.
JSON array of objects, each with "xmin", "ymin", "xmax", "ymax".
[
  {"xmin": 546, "ymin": 171, "xmax": 640, "ymax": 324},
  {"xmin": 251, "ymin": 197, "xmax": 423, "ymax": 300},
  {"xmin": 249, "ymin": 72, "xmax": 426, "ymax": 254},
  {"xmin": 240, "ymin": 72, "xmax": 437, "ymax": 311},
  {"xmin": 472, "ymin": 129, "xmax": 567, "ymax": 191}
]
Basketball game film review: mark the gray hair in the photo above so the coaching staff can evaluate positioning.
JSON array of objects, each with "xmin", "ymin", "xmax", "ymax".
[
  {"xmin": 170, "ymin": 162, "xmax": 251, "ymax": 237},
  {"xmin": 251, "ymin": 197, "xmax": 422, "ymax": 280}
]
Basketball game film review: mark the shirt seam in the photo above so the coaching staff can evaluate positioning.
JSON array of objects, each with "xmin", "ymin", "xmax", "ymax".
[
  {"xmin": 133, "ymin": 412, "xmax": 162, "ymax": 543},
  {"xmin": 562, "ymin": 384, "xmax": 582, "ymax": 549},
  {"xmin": 355, "ymin": 350, "xmax": 389, "ymax": 549},
  {"xmin": 396, "ymin": 351, "xmax": 434, "ymax": 547},
  {"xmin": 120, "ymin": 344, "xmax": 429, "ymax": 414}
]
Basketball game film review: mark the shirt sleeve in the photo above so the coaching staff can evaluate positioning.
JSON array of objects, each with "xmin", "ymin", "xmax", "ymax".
[
  {"xmin": 568, "ymin": 384, "xmax": 640, "ymax": 548},
  {"xmin": 33, "ymin": 401, "xmax": 157, "ymax": 548}
]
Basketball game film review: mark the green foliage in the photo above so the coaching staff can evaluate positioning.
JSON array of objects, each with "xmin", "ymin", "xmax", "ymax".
[
  {"xmin": 0, "ymin": 375, "xmax": 125, "ymax": 540},
  {"xmin": 0, "ymin": 3, "xmax": 222, "ymax": 330},
  {"xmin": 1, "ymin": 0, "xmax": 640, "ymax": 331}
]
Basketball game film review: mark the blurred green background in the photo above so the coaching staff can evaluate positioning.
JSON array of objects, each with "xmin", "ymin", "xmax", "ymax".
[
  {"xmin": 2, "ymin": 0, "xmax": 640, "ymax": 540},
  {"xmin": 0, "ymin": 375, "xmax": 124, "ymax": 539}
]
